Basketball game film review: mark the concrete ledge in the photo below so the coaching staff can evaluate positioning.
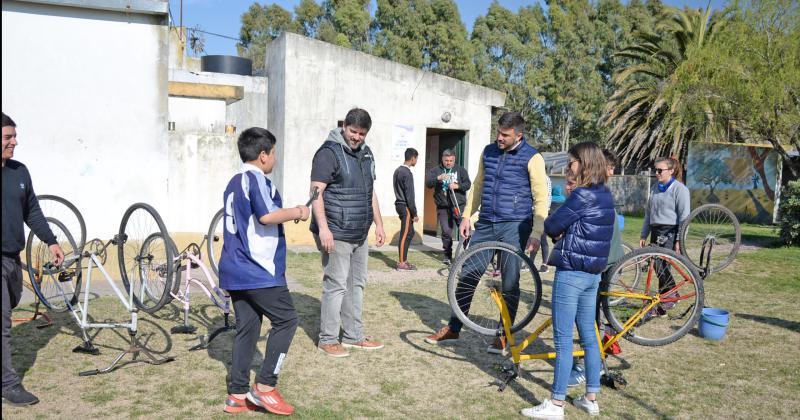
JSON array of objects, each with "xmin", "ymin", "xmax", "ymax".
[
  {"xmin": 14, "ymin": 0, "xmax": 168, "ymax": 15},
  {"xmin": 168, "ymin": 81, "xmax": 244, "ymax": 103}
]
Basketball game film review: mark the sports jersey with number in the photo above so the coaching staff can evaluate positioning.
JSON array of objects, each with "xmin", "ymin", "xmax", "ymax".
[{"xmin": 218, "ymin": 163, "xmax": 287, "ymax": 290}]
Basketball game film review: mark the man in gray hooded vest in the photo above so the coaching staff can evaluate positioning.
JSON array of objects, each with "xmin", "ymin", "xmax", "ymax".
[{"xmin": 310, "ymin": 108, "xmax": 386, "ymax": 358}]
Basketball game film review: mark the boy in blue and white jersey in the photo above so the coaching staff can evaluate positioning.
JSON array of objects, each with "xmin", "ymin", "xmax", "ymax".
[{"xmin": 219, "ymin": 127, "xmax": 310, "ymax": 416}]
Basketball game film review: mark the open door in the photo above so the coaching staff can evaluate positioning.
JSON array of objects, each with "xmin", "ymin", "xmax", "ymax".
[{"xmin": 423, "ymin": 129, "xmax": 467, "ymax": 237}]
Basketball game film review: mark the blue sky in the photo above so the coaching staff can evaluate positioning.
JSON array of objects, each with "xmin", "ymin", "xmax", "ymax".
[{"xmin": 168, "ymin": 0, "xmax": 729, "ymax": 56}]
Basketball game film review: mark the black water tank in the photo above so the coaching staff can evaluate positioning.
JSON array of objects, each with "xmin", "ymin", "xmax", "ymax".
[{"xmin": 201, "ymin": 55, "xmax": 252, "ymax": 76}]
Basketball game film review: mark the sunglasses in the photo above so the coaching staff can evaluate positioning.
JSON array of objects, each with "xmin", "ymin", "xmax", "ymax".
[{"xmin": 655, "ymin": 168, "xmax": 671, "ymax": 174}]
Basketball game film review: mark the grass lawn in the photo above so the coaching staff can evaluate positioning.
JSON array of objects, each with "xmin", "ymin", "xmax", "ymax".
[{"xmin": 4, "ymin": 217, "xmax": 799, "ymax": 419}]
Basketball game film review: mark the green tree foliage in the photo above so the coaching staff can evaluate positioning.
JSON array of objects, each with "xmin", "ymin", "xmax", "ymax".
[
  {"xmin": 321, "ymin": 0, "xmax": 372, "ymax": 50},
  {"xmin": 237, "ymin": 3, "xmax": 295, "ymax": 71},
  {"xmin": 779, "ymin": 181, "xmax": 800, "ymax": 246},
  {"xmin": 668, "ymin": 0, "xmax": 800, "ymax": 177},
  {"xmin": 372, "ymin": 0, "xmax": 475, "ymax": 81},
  {"xmin": 600, "ymin": 6, "xmax": 729, "ymax": 168},
  {"xmin": 470, "ymin": 3, "xmax": 548, "ymax": 142}
]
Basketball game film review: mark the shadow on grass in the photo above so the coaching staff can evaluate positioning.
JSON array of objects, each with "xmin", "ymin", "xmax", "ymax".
[
  {"xmin": 369, "ymin": 251, "xmax": 397, "ymax": 270},
  {"xmin": 390, "ymin": 291, "xmax": 543, "ymax": 404},
  {"xmin": 735, "ymin": 313, "xmax": 800, "ymax": 333},
  {"xmin": 10, "ymin": 308, "xmax": 75, "ymax": 381}
]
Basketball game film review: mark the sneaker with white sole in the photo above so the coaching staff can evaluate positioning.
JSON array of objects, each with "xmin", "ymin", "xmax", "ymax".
[
  {"xmin": 573, "ymin": 395, "xmax": 599, "ymax": 416},
  {"xmin": 520, "ymin": 399, "xmax": 565, "ymax": 419},
  {"xmin": 569, "ymin": 364, "xmax": 605, "ymax": 388}
]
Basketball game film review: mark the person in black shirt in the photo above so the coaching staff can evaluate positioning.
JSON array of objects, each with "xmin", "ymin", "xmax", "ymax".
[
  {"xmin": 425, "ymin": 149, "xmax": 471, "ymax": 265},
  {"xmin": 393, "ymin": 148, "xmax": 419, "ymax": 271},
  {"xmin": 2, "ymin": 113, "xmax": 64, "ymax": 407}
]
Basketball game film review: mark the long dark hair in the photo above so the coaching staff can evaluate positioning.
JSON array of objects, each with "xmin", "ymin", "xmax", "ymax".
[{"xmin": 568, "ymin": 142, "xmax": 608, "ymax": 187}]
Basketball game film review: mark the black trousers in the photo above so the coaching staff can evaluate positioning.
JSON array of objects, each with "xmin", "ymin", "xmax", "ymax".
[
  {"xmin": 2, "ymin": 255, "xmax": 23, "ymax": 391},
  {"xmin": 396, "ymin": 206, "xmax": 414, "ymax": 263},
  {"xmin": 228, "ymin": 286, "xmax": 298, "ymax": 394},
  {"xmin": 649, "ymin": 224, "xmax": 679, "ymax": 294},
  {"xmin": 437, "ymin": 207, "xmax": 460, "ymax": 259}
]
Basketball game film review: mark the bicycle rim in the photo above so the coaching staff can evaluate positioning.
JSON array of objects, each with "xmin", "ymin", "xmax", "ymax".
[
  {"xmin": 602, "ymin": 248, "xmax": 704, "ymax": 346},
  {"xmin": 207, "ymin": 208, "xmax": 224, "ymax": 278},
  {"xmin": 26, "ymin": 217, "xmax": 82, "ymax": 312},
  {"xmin": 680, "ymin": 204, "xmax": 741, "ymax": 273},
  {"xmin": 118, "ymin": 203, "xmax": 174, "ymax": 313},
  {"xmin": 448, "ymin": 241, "xmax": 542, "ymax": 336}
]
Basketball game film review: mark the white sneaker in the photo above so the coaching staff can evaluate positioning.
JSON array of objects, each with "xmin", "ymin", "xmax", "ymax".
[
  {"xmin": 573, "ymin": 395, "xmax": 600, "ymax": 416},
  {"xmin": 520, "ymin": 399, "xmax": 565, "ymax": 419}
]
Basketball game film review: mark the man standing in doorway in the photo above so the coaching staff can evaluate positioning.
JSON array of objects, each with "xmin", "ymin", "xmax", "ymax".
[
  {"xmin": 393, "ymin": 148, "xmax": 419, "ymax": 271},
  {"xmin": 425, "ymin": 111, "xmax": 549, "ymax": 354},
  {"xmin": 310, "ymin": 108, "xmax": 386, "ymax": 358},
  {"xmin": 2, "ymin": 113, "xmax": 64, "ymax": 406},
  {"xmin": 425, "ymin": 149, "xmax": 471, "ymax": 266}
]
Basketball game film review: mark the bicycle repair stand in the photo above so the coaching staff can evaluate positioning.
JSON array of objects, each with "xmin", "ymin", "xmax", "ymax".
[
  {"xmin": 60, "ymin": 236, "xmax": 175, "ymax": 375},
  {"xmin": 12, "ymin": 297, "xmax": 53, "ymax": 329}
]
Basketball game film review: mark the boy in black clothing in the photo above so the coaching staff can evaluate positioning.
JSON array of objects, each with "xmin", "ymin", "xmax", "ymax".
[
  {"xmin": 219, "ymin": 127, "xmax": 309, "ymax": 415},
  {"xmin": 393, "ymin": 148, "xmax": 419, "ymax": 271}
]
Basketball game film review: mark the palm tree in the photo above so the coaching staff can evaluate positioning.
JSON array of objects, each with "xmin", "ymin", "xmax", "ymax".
[{"xmin": 601, "ymin": 6, "xmax": 729, "ymax": 169}]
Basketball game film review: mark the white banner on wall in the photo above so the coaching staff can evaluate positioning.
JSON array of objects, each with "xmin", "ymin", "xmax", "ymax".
[{"xmin": 391, "ymin": 124, "xmax": 414, "ymax": 161}]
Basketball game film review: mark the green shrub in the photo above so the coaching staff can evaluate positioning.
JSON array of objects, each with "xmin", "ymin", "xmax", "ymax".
[{"xmin": 779, "ymin": 180, "xmax": 800, "ymax": 246}]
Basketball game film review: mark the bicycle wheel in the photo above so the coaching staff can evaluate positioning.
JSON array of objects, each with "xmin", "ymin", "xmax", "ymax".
[
  {"xmin": 602, "ymin": 247, "xmax": 704, "ymax": 346},
  {"xmin": 118, "ymin": 203, "xmax": 174, "ymax": 313},
  {"xmin": 448, "ymin": 241, "xmax": 542, "ymax": 336},
  {"xmin": 207, "ymin": 208, "xmax": 224, "ymax": 277},
  {"xmin": 679, "ymin": 204, "xmax": 741, "ymax": 273},
  {"xmin": 35, "ymin": 195, "xmax": 86, "ymax": 254},
  {"xmin": 26, "ymin": 217, "xmax": 82, "ymax": 312}
]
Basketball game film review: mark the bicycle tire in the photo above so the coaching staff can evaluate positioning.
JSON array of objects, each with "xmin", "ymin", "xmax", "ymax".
[
  {"xmin": 26, "ymin": 217, "xmax": 82, "ymax": 312},
  {"xmin": 448, "ymin": 241, "xmax": 542, "ymax": 336},
  {"xmin": 207, "ymin": 208, "xmax": 224, "ymax": 278},
  {"xmin": 601, "ymin": 247, "xmax": 704, "ymax": 346},
  {"xmin": 117, "ymin": 203, "xmax": 174, "ymax": 313},
  {"xmin": 679, "ymin": 203, "xmax": 741, "ymax": 273},
  {"xmin": 36, "ymin": 195, "xmax": 86, "ymax": 254}
]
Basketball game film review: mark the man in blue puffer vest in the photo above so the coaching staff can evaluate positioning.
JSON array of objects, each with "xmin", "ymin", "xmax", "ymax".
[{"xmin": 425, "ymin": 111, "xmax": 550, "ymax": 354}]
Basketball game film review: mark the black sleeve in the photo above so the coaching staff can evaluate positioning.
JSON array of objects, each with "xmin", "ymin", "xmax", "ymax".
[
  {"xmin": 458, "ymin": 166, "xmax": 471, "ymax": 192},
  {"xmin": 425, "ymin": 167, "xmax": 439, "ymax": 188},
  {"xmin": 310, "ymin": 148, "xmax": 338, "ymax": 184},
  {"xmin": 404, "ymin": 170, "xmax": 418, "ymax": 218},
  {"xmin": 23, "ymin": 170, "xmax": 57, "ymax": 246}
]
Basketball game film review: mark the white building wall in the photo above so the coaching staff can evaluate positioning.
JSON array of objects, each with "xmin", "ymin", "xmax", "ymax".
[
  {"xmin": 270, "ymin": 33, "xmax": 505, "ymax": 244},
  {"xmin": 2, "ymin": 1, "xmax": 169, "ymax": 239},
  {"xmin": 165, "ymin": 69, "xmax": 268, "ymax": 234}
]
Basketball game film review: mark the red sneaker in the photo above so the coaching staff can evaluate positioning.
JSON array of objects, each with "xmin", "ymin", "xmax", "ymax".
[
  {"xmin": 247, "ymin": 386, "xmax": 295, "ymax": 416},
  {"xmin": 223, "ymin": 394, "xmax": 262, "ymax": 414}
]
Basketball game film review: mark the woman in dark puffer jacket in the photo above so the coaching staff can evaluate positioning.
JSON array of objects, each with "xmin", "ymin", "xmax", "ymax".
[{"xmin": 521, "ymin": 142, "xmax": 615, "ymax": 419}]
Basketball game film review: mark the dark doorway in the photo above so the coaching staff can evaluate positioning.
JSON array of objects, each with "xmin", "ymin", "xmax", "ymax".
[{"xmin": 423, "ymin": 128, "xmax": 467, "ymax": 237}]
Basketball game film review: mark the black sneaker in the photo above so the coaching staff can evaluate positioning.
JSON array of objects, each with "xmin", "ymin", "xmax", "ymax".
[
  {"xmin": 443, "ymin": 257, "xmax": 451, "ymax": 266},
  {"xmin": 2, "ymin": 384, "xmax": 39, "ymax": 406}
]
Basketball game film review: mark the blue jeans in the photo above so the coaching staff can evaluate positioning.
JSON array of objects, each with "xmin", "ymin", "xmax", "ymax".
[
  {"xmin": 551, "ymin": 269, "xmax": 602, "ymax": 401},
  {"xmin": 448, "ymin": 219, "xmax": 532, "ymax": 333}
]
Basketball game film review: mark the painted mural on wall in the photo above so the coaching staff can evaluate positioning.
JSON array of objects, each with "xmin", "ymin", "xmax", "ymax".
[{"xmin": 686, "ymin": 143, "xmax": 780, "ymax": 224}]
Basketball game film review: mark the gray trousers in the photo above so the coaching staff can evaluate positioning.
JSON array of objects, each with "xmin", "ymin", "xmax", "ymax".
[
  {"xmin": 2, "ymin": 255, "xmax": 24, "ymax": 391},
  {"xmin": 314, "ymin": 236, "xmax": 368, "ymax": 346}
]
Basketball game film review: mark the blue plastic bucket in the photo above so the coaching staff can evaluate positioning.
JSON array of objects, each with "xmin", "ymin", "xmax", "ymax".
[{"xmin": 699, "ymin": 308, "xmax": 729, "ymax": 340}]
